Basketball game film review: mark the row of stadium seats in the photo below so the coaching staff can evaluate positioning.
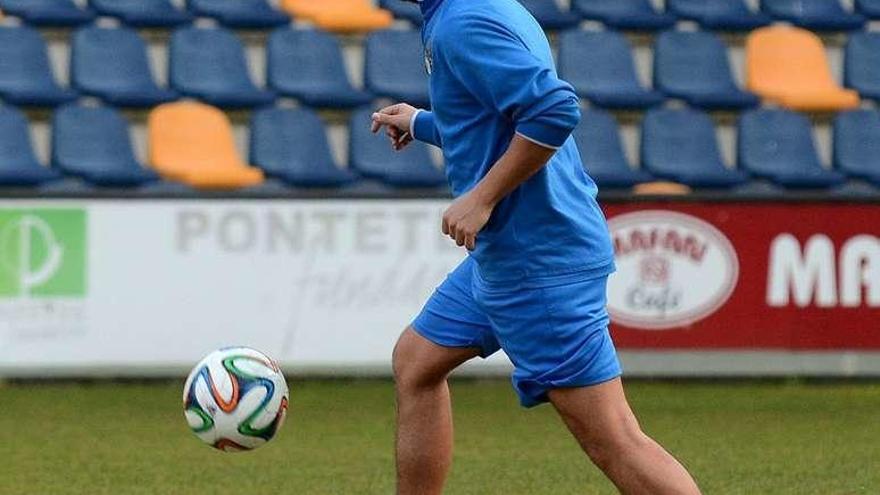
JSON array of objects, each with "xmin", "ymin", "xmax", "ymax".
[
  {"xmin": 581, "ymin": 108, "xmax": 880, "ymax": 189},
  {"xmin": 2, "ymin": 24, "xmax": 879, "ymax": 112},
  {"xmin": 2, "ymin": 102, "xmax": 878, "ymax": 191},
  {"xmin": 0, "ymin": 0, "xmax": 393, "ymax": 31},
  {"xmin": 0, "ymin": 25, "xmax": 424, "ymax": 109},
  {"xmin": 522, "ymin": 0, "xmax": 880, "ymax": 32},
  {"xmin": 3, "ymin": 0, "xmax": 880, "ymax": 32},
  {"xmin": 562, "ymin": 26, "xmax": 874, "ymax": 112},
  {"xmin": 0, "ymin": 102, "xmax": 444, "ymax": 190}
]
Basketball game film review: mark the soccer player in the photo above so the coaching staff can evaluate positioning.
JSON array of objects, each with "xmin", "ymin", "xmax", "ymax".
[{"xmin": 370, "ymin": 0, "xmax": 702, "ymax": 493}]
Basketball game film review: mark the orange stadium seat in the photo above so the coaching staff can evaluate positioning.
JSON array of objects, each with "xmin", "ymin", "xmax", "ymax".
[
  {"xmin": 746, "ymin": 26, "xmax": 860, "ymax": 112},
  {"xmin": 633, "ymin": 182, "xmax": 692, "ymax": 195},
  {"xmin": 148, "ymin": 102, "xmax": 263, "ymax": 189},
  {"xmin": 280, "ymin": 0, "xmax": 393, "ymax": 33}
]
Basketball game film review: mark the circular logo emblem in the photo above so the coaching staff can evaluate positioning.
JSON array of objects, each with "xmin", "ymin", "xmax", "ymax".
[
  {"xmin": 0, "ymin": 215, "xmax": 64, "ymax": 297},
  {"xmin": 607, "ymin": 211, "xmax": 739, "ymax": 330}
]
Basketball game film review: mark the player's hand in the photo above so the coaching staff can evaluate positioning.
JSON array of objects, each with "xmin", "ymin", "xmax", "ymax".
[
  {"xmin": 371, "ymin": 103, "xmax": 417, "ymax": 151},
  {"xmin": 442, "ymin": 192, "xmax": 494, "ymax": 251}
]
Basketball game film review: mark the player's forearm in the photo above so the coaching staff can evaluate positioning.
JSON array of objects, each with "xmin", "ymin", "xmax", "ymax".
[{"xmin": 470, "ymin": 134, "xmax": 557, "ymax": 207}]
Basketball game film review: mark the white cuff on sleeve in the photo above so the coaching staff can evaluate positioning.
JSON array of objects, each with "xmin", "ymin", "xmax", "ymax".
[
  {"xmin": 409, "ymin": 109, "xmax": 423, "ymax": 137},
  {"xmin": 515, "ymin": 131, "xmax": 561, "ymax": 150}
]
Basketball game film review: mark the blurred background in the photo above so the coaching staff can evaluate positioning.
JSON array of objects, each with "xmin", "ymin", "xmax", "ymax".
[{"xmin": 0, "ymin": 0, "xmax": 878, "ymax": 493}]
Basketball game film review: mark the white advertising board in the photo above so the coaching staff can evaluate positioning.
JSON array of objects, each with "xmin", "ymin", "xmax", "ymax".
[{"xmin": 0, "ymin": 200, "xmax": 519, "ymax": 376}]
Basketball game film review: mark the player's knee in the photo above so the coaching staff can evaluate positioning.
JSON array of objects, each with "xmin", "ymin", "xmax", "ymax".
[
  {"xmin": 391, "ymin": 329, "xmax": 445, "ymax": 393},
  {"xmin": 392, "ymin": 329, "xmax": 433, "ymax": 393}
]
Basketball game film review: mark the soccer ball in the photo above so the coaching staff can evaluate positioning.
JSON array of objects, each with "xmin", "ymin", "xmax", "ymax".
[{"xmin": 183, "ymin": 347, "xmax": 289, "ymax": 452}]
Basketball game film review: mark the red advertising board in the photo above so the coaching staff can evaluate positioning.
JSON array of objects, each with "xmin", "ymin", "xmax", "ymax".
[{"xmin": 603, "ymin": 203, "xmax": 880, "ymax": 350}]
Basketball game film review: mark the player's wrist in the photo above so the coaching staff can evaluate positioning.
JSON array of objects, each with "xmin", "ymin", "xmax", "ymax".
[
  {"xmin": 470, "ymin": 184, "xmax": 500, "ymax": 210},
  {"xmin": 408, "ymin": 108, "xmax": 423, "ymax": 135}
]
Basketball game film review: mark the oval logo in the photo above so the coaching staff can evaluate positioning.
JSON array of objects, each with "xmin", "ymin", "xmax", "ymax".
[{"xmin": 607, "ymin": 211, "xmax": 739, "ymax": 330}]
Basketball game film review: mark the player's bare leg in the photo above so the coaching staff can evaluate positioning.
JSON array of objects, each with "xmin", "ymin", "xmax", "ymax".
[
  {"xmin": 392, "ymin": 327, "xmax": 480, "ymax": 495},
  {"xmin": 549, "ymin": 378, "xmax": 701, "ymax": 495}
]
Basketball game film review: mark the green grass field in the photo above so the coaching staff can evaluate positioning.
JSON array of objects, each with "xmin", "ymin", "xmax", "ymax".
[{"xmin": 1, "ymin": 380, "xmax": 878, "ymax": 494}]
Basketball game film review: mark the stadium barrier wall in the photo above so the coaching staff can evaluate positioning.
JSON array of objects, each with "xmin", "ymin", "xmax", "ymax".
[{"xmin": 0, "ymin": 198, "xmax": 878, "ymax": 378}]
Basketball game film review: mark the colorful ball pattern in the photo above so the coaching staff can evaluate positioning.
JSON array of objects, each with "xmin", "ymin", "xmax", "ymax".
[{"xmin": 183, "ymin": 347, "xmax": 289, "ymax": 452}]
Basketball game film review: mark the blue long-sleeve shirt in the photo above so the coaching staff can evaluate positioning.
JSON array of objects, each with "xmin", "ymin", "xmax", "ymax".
[{"xmin": 415, "ymin": 0, "xmax": 614, "ymax": 284}]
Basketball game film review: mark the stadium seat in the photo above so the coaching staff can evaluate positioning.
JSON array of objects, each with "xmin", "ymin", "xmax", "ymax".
[
  {"xmin": 642, "ymin": 108, "xmax": 749, "ymax": 188},
  {"xmin": 0, "ymin": 106, "xmax": 62, "ymax": 186},
  {"xmin": 654, "ymin": 30, "xmax": 759, "ymax": 110},
  {"xmin": 746, "ymin": 26, "xmax": 860, "ymax": 112},
  {"xmin": 738, "ymin": 109, "xmax": 845, "ymax": 188},
  {"xmin": 0, "ymin": 0, "xmax": 94, "ymax": 26},
  {"xmin": 72, "ymin": 27, "xmax": 178, "ymax": 108},
  {"xmin": 365, "ymin": 30, "xmax": 431, "ymax": 109},
  {"xmin": 90, "ymin": 0, "xmax": 192, "ymax": 27},
  {"xmin": 517, "ymin": 0, "xmax": 582, "ymax": 30},
  {"xmin": 667, "ymin": 0, "xmax": 771, "ymax": 31},
  {"xmin": 349, "ymin": 109, "xmax": 445, "ymax": 188},
  {"xmin": 268, "ymin": 28, "xmax": 372, "ymax": 109},
  {"xmin": 52, "ymin": 105, "xmax": 159, "ymax": 188},
  {"xmin": 833, "ymin": 110, "xmax": 880, "ymax": 186},
  {"xmin": 845, "ymin": 32, "xmax": 880, "ymax": 101},
  {"xmin": 169, "ymin": 27, "xmax": 276, "ymax": 109},
  {"xmin": 572, "ymin": 0, "xmax": 676, "ymax": 31},
  {"xmin": 855, "ymin": 0, "xmax": 880, "ymax": 18},
  {"xmin": 187, "ymin": 0, "xmax": 289, "ymax": 29},
  {"xmin": 633, "ymin": 182, "xmax": 692, "ymax": 195},
  {"xmin": 0, "ymin": 27, "xmax": 78, "ymax": 107},
  {"xmin": 280, "ymin": 0, "xmax": 393, "ymax": 33},
  {"xmin": 379, "ymin": 0, "xmax": 422, "ymax": 25},
  {"xmin": 148, "ymin": 102, "xmax": 264, "ymax": 189},
  {"xmin": 574, "ymin": 110, "xmax": 653, "ymax": 189},
  {"xmin": 251, "ymin": 108, "xmax": 359, "ymax": 188},
  {"xmin": 761, "ymin": 0, "xmax": 866, "ymax": 31},
  {"xmin": 557, "ymin": 30, "xmax": 663, "ymax": 110}
]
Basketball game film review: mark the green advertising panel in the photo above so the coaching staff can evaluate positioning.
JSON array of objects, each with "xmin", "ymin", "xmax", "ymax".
[{"xmin": 0, "ymin": 208, "xmax": 87, "ymax": 298}]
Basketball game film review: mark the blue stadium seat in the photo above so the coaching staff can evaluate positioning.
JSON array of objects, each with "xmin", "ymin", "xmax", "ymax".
[
  {"xmin": 574, "ymin": 110, "xmax": 653, "ymax": 189},
  {"xmin": 738, "ymin": 109, "xmax": 845, "ymax": 188},
  {"xmin": 0, "ymin": 27, "xmax": 78, "ymax": 107},
  {"xmin": 761, "ymin": 0, "xmax": 866, "ymax": 31},
  {"xmin": 834, "ymin": 110, "xmax": 880, "ymax": 186},
  {"xmin": 845, "ymin": 32, "xmax": 880, "ymax": 101},
  {"xmin": 856, "ymin": 0, "xmax": 880, "ymax": 18},
  {"xmin": 52, "ymin": 105, "xmax": 159, "ymax": 187},
  {"xmin": 654, "ymin": 31, "xmax": 759, "ymax": 110},
  {"xmin": 0, "ymin": 0, "xmax": 94, "ymax": 26},
  {"xmin": 517, "ymin": 0, "xmax": 582, "ymax": 30},
  {"xmin": 379, "ymin": 0, "xmax": 423, "ymax": 25},
  {"xmin": 170, "ymin": 27, "xmax": 276, "ymax": 109},
  {"xmin": 668, "ymin": 0, "xmax": 771, "ymax": 31},
  {"xmin": 268, "ymin": 28, "xmax": 372, "ymax": 109},
  {"xmin": 572, "ymin": 0, "xmax": 676, "ymax": 31},
  {"xmin": 365, "ymin": 30, "xmax": 430, "ymax": 109},
  {"xmin": 642, "ymin": 108, "xmax": 748, "ymax": 188},
  {"xmin": 0, "ymin": 106, "xmax": 62, "ymax": 186},
  {"xmin": 558, "ymin": 30, "xmax": 664, "ymax": 110},
  {"xmin": 251, "ymin": 108, "xmax": 359, "ymax": 188},
  {"xmin": 349, "ymin": 109, "xmax": 446, "ymax": 188},
  {"xmin": 90, "ymin": 0, "xmax": 192, "ymax": 28},
  {"xmin": 187, "ymin": 0, "xmax": 289, "ymax": 28},
  {"xmin": 72, "ymin": 27, "xmax": 178, "ymax": 108}
]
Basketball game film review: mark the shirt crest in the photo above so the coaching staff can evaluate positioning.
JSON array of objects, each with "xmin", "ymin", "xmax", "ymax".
[{"xmin": 424, "ymin": 41, "xmax": 434, "ymax": 76}]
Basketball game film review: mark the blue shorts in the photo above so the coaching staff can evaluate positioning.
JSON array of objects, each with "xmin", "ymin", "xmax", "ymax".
[{"xmin": 412, "ymin": 258, "xmax": 622, "ymax": 408}]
